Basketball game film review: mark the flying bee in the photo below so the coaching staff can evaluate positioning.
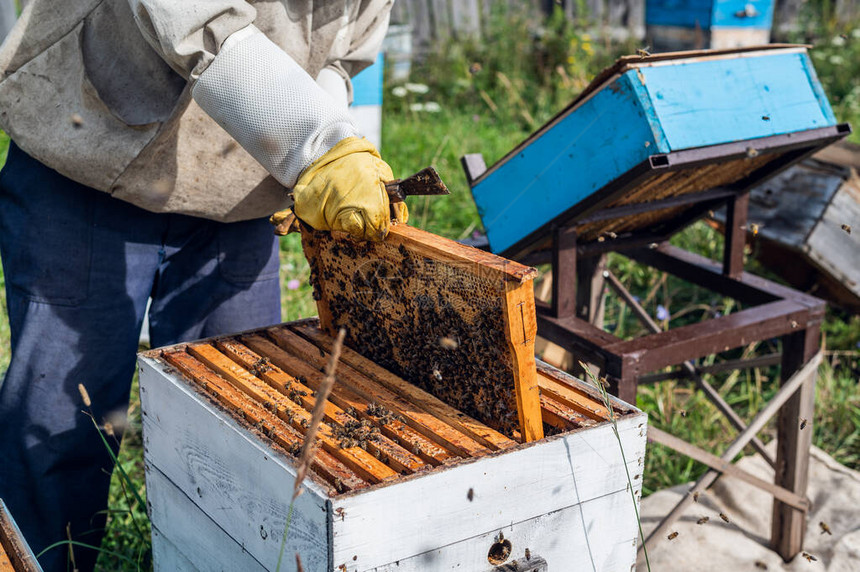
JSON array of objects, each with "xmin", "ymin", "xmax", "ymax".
[
  {"xmin": 696, "ymin": 516, "xmax": 709, "ymax": 525},
  {"xmin": 802, "ymin": 552, "xmax": 817, "ymax": 562},
  {"xmin": 693, "ymin": 491, "xmax": 700, "ymax": 502},
  {"xmin": 467, "ymin": 488, "xmax": 474, "ymax": 502},
  {"xmin": 748, "ymin": 222, "xmax": 761, "ymax": 236},
  {"xmin": 800, "ymin": 418, "xmax": 808, "ymax": 430},
  {"xmin": 842, "ymin": 224, "xmax": 852, "ymax": 235},
  {"xmin": 667, "ymin": 531, "xmax": 679, "ymax": 540},
  {"xmin": 754, "ymin": 561, "xmax": 768, "ymax": 570},
  {"xmin": 719, "ymin": 512, "xmax": 730, "ymax": 523},
  {"xmin": 820, "ymin": 521, "xmax": 833, "ymax": 535},
  {"xmin": 762, "ymin": 115, "xmax": 771, "ymax": 121},
  {"xmin": 637, "ymin": 47, "xmax": 652, "ymax": 57}
]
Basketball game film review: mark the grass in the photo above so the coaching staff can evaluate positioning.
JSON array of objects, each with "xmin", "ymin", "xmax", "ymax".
[{"xmin": 0, "ymin": 11, "xmax": 859, "ymax": 569}]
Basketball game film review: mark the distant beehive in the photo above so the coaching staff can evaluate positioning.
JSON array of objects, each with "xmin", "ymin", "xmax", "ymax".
[{"xmin": 646, "ymin": 0, "xmax": 775, "ymax": 51}]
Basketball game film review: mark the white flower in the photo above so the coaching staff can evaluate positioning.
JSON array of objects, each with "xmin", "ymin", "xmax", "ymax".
[
  {"xmin": 391, "ymin": 86, "xmax": 408, "ymax": 97},
  {"xmin": 405, "ymin": 82, "xmax": 430, "ymax": 94},
  {"xmin": 409, "ymin": 103, "xmax": 424, "ymax": 111},
  {"xmin": 829, "ymin": 55, "xmax": 845, "ymax": 65},
  {"xmin": 833, "ymin": 35, "xmax": 846, "ymax": 47},
  {"xmin": 853, "ymin": 28, "xmax": 860, "ymax": 39},
  {"xmin": 423, "ymin": 102, "xmax": 442, "ymax": 113}
]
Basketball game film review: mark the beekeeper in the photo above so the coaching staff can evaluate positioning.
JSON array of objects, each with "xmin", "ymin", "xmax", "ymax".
[{"xmin": 0, "ymin": 2, "xmax": 403, "ymax": 570}]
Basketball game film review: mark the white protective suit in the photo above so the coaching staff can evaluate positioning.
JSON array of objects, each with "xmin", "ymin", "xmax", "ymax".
[{"xmin": 0, "ymin": 0, "xmax": 392, "ymax": 222}]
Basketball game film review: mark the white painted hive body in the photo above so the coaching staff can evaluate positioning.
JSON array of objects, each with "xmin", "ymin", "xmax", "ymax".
[{"xmin": 138, "ymin": 323, "xmax": 647, "ymax": 572}]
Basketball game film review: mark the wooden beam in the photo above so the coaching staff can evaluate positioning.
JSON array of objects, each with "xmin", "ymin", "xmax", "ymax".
[
  {"xmin": 502, "ymin": 280, "xmax": 544, "ymax": 442},
  {"xmin": 641, "ymin": 351, "xmax": 821, "ymax": 553},
  {"xmin": 771, "ymin": 327, "xmax": 820, "ymax": 560},
  {"xmin": 723, "ymin": 192, "xmax": 750, "ymax": 278},
  {"xmin": 647, "ymin": 427, "xmax": 808, "ymax": 510}
]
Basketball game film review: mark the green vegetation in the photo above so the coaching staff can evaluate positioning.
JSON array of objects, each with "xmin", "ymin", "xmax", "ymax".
[{"xmin": 0, "ymin": 8, "xmax": 858, "ymax": 569}]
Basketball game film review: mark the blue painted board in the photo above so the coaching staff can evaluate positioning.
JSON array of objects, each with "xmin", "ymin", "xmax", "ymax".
[
  {"xmin": 471, "ymin": 49, "xmax": 837, "ymax": 255},
  {"xmin": 351, "ymin": 53, "xmax": 383, "ymax": 107},
  {"xmin": 641, "ymin": 52, "xmax": 836, "ymax": 150},
  {"xmin": 712, "ymin": 0, "xmax": 774, "ymax": 28},
  {"xmin": 646, "ymin": 0, "xmax": 713, "ymax": 28},
  {"xmin": 646, "ymin": 0, "xmax": 774, "ymax": 29},
  {"xmin": 472, "ymin": 73, "xmax": 669, "ymax": 254}
]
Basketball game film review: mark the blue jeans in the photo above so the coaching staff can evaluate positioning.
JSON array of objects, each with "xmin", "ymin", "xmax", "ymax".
[{"xmin": 0, "ymin": 142, "xmax": 281, "ymax": 571}]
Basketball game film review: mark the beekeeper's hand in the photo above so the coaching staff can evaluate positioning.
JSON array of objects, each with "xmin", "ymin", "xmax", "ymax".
[{"xmin": 284, "ymin": 137, "xmax": 405, "ymax": 241}]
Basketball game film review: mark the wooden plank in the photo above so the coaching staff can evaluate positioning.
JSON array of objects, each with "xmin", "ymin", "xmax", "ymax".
[
  {"xmin": 214, "ymin": 338, "xmax": 427, "ymax": 474},
  {"xmin": 259, "ymin": 328, "xmax": 491, "ymax": 458},
  {"xmin": 647, "ymin": 426, "xmax": 809, "ymax": 510},
  {"xmin": 186, "ymin": 343, "xmax": 400, "ymax": 483},
  {"xmin": 240, "ymin": 333, "xmax": 457, "ymax": 465},
  {"xmin": 336, "ymin": 492, "xmax": 637, "ymax": 571},
  {"xmin": 536, "ymin": 372, "xmax": 609, "ymax": 421},
  {"xmin": 147, "ymin": 469, "xmax": 269, "ymax": 572},
  {"xmin": 0, "ymin": 500, "xmax": 41, "ymax": 572},
  {"xmin": 806, "ymin": 176, "xmax": 860, "ymax": 296},
  {"xmin": 139, "ymin": 356, "xmax": 331, "ymax": 571},
  {"xmin": 540, "ymin": 395, "xmax": 596, "ymax": 430},
  {"xmin": 0, "ymin": 546, "xmax": 13, "ymax": 572},
  {"xmin": 771, "ymin": 328, "xmax": 819, "ymax": 559},
  {"xmin": 290, "ymin": 322, "xmax": 517, "ymax": 451},
  {"xmin": 301, "ymin": 224, "xmax": 540, "ymax": 437},
  {"xmin": 502, "ymin": 280, "xmax": 544, "ymax": 441},
  {"xmin": 163, "ymin": 350, "xmax": 367, "ymax": 492},
  {"xmin": 330, "ymin": 412, "xmax": 647, "ymax": 570}
]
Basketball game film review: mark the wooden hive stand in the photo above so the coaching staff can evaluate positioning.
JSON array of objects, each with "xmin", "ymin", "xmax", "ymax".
[{"xmin": 461, "ymin": 46, "xmax": 851, "ymax": 560}]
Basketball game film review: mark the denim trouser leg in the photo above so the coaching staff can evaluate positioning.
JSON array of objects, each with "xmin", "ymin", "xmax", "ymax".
[{"xmin": 0, "ymin": 143, "xmax": 281, "ymax": 572}]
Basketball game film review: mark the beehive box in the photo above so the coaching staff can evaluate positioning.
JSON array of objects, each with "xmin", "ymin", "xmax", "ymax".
[
  {"xmin": 139, "ymin": 319, "xmax": 646, "ymax": 571},
  {"xmin": 646, "ymin": 0, "xmax": 775, "ymax": 50},
  {"xmin": 469, "ymin": 45, "xmax": 842, "ymax": 257},
  {"xmin": 0, "ymin": 500, "xmax": 41, "ymax": 572}
]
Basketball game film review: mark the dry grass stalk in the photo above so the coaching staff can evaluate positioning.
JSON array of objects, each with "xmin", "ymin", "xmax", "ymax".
[{"xmin": 293, "ymin": 327, "xmax": 346, "ymax": 500}]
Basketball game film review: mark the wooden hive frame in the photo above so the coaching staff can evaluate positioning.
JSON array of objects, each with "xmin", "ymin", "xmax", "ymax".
[
  {"xmin": 148, "ymin": 319, "xmax": 624, "ymax": 496},
  {"xmin": 0, "ymin": 500, "xmax": 40, "ymax": 572},
  {"xmin": 301, "ymin": 224, "xmax": 546, "ymax": 442}
]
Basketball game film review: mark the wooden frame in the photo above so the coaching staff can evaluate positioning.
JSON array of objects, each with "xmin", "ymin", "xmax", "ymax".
[{"xmin": 301, "ymin": 224, "xmax": 544, "ymax": 441}]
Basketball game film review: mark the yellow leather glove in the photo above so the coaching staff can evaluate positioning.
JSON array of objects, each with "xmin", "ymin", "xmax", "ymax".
[{"xmin": 286, "ymin": 137, "xmax": 408, "ymax": 241}]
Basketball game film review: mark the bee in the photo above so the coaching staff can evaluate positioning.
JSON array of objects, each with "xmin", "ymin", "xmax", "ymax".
[
  {"xmin": 439, "ymin": 336, "xmax": 459, "ymax": 350},
  {"xmin": 748, "ymin": 222, "xmax": 761, "ymax": 236},
  {"xmin": 679, "ymin": 409, "xmax": 687, "ymax": 418},
  {"xmin": 70, "ymin": 113, "xmax": 84, "ymax": 127},
  {"xmin": 467, "ymin": 488, "xmax": 474, "ymax": 502},
  {"xmin": 820, "ymin": 521, "xmax": 833, "ymax": 535},
  {"xmin": 696, "ymin": 516, "xmax": 709, "ymax": 525},
  {"xmin": 648, "ymin": 242, "xmax": 659, "ymax": 249},
  {"xmin": 719, "ymin": 512, "xmax": 730, "ymax": 523},
  {"xmin": 432, "ymin": 368, "xmax": 443, "ymax": 381},
  {"xmin": 604, "ymin": 231, "xmax": 618, "ymax": 239},
  {"xmin": 841, "ymin": 33, "xmax": 849, "ymax": 40},
  {"xmin": 746, "ymin": 147, "xmax": 760, "ymax": 158},
  {"xmin": 802, "ymin": 552, "xmax": 817, "ymax": 562},
  {"xmin": 754, "ymin": 561, "xmax": 768, "ymax": 570},
  {"xmin": 693, "ymin": 491, "xmax": 700, "ymax": 502},
  {"xmin": 800, "ymin": 418, "xmax": 808, "ymax": 430},
  {"xmin": 667, "ymin": 531, "xmax": 679, "ymax": 540},
  {"xmin": 637, "ymin": 47, "xmax": 652, "ymax": 57},
  {"xmin": 842, "ymin": 224, "xmax": 852, "ymax": 235},
  {"xmin": 525, "ymin": 548, "xmax": 531, "ymax": 560},
  {"xmin": 468, "ymin": 62, "xmax": 482, "ymax": 75},
  {"xmin": 762, "ymin": 115, "xmax": 771, "ymax": 121}
]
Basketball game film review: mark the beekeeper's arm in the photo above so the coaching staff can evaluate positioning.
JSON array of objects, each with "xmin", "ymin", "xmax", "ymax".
[{"xmin": 127, "ymin": 0, "xmax": 403, "ymax": 241}]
